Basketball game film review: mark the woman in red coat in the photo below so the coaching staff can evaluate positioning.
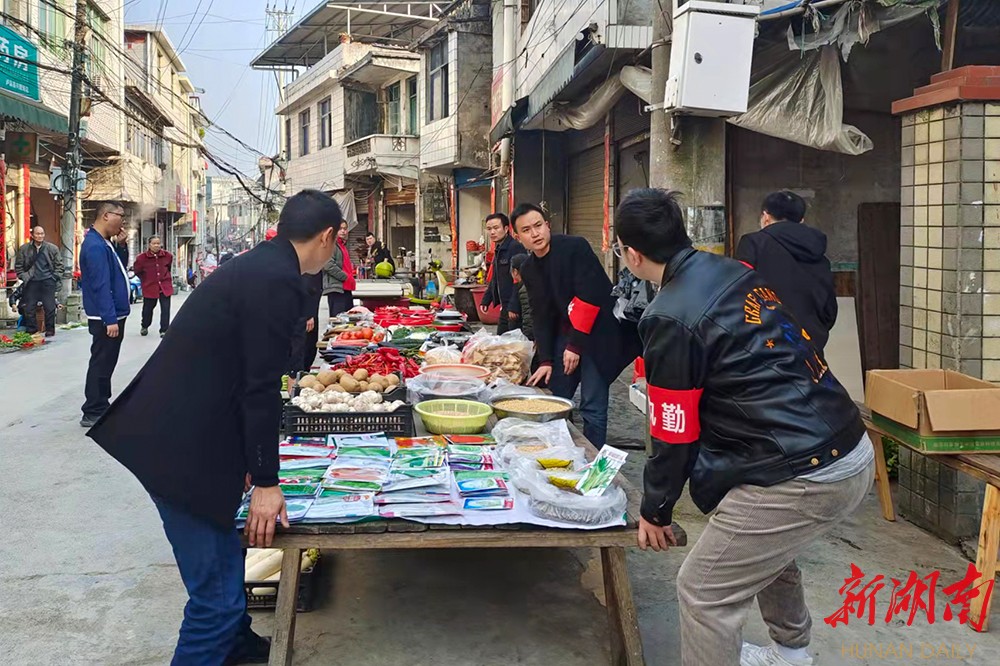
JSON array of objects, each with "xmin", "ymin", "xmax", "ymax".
[{"xmin": 133, "ymin": 236, "xmax": 174, "ymax": 337}]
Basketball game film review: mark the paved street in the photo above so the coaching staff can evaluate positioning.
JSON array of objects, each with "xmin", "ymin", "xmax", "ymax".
[{"xmin": 1, "ymin": 293, "xmax": 998, "ymax": 664}]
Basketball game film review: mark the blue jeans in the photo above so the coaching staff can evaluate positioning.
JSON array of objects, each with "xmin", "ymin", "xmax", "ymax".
[
  {"xmin": 549, "ymin": 336, "xmax": 610, "ymax": 446},
  {"xmin": 152, "ymin": 496, "xmax": 250, "ymax": 665}
]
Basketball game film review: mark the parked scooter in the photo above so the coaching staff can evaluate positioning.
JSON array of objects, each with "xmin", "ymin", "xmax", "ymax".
[{"xmin": 128, "ymin": 270, "xmax": 142, "ymax": 304}]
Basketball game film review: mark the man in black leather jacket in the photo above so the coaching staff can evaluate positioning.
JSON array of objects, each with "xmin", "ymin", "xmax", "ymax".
[{"xmin": 615, "ymin": 188, "xmax": 874, "ymax": 666}]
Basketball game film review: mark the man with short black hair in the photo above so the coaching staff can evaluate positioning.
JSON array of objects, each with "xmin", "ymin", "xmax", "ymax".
[
  {"xmin": 80, "ymin": 203, "xmax": 130, "ymax": 427},
  {"xmin": 479, "ymin": 212, "xmax": 525, "ymax": 333},
  {"xmin": 616, "ymin": 188, "xmax": 873, "ymax": 666},
  {"xmin": 736, "ymin": 190, "xmax": 837, "ymax": 353},
  {"xmin": 14, "ymin": 225, "xmax": 63, "ymax": 336},
  {"xmin": 513, "ymin": 202, "xmax": 640, "ymax": 447},
  {"xmin": 88, "ymin": 189, "xmax": 344, "ymax": 665}
]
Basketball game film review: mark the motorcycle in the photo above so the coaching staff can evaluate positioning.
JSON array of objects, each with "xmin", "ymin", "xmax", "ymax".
[{"xmin": 128, "ymin": 270, "xmax": 142, "ymax": 304}]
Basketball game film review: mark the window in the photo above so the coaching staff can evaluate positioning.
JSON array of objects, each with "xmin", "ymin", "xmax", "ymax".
[
  {"xmin": 385, "ymin": 82, "xmax": 401, "ymax": 135},
  {"xmin": 284, "ymin": 118, "xmax": 292, "ymax": 159},
  {"xmin": 85, "ymin": 3, "xmax": 109, "ymax": 80},
  {"xmin": 299, "ymin": 109, "xmax": 310, "ymax": 156},
  {"xmin": 520, "ymin": 0, "xmax": 535, "ymax": 30},
  {"xmin": 319, "ymin": 97, "xmax": 332, "ymax": 148},
  {"xmin": 38, "ymin": 0, "xmax": 66, "ymax": 53},
  {"xmin": 125, "ymin": 103, "xmax": 165, "ymax": 166},
  {"xmin": 407, "ymin": 76, "xmax": 418, "ymax": 134},
  {"xmin": 427, "ymin": 41, "xmax": 449, "ymax": 122}
]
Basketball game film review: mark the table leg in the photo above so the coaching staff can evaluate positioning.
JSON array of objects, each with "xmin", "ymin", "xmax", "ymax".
[
  {"xmin": 269, "ymin": 548, "xmax": 303, "ymax": 666},
  {"xmin": 869, "ymin": 430, "xmax": 896, "ymax": 522},
  {"xmin": 971, "ymin": 484, "xmax": 1000, "ymax": 633},
  {"xmin": 601, "ymin": 546, "xmax": 644, "ymax": 666}
]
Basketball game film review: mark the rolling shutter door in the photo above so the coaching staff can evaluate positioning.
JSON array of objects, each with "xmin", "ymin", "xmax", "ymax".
[{"xmin": 567, "ymin": 144, "xmax": 605, "ymax": 259}]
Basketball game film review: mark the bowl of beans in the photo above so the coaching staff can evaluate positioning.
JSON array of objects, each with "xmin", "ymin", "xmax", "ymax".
[{"xmin": 490, "ymin": 394, "xmax": 574, "ymax": 423}]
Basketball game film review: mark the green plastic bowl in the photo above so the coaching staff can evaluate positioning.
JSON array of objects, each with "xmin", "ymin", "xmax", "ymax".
[{"xmin": 414, "ymin": 399, "xmax": 493, "ymax": 434}]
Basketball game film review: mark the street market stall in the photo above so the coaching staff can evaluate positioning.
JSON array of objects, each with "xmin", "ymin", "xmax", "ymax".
[{"xmin": 245, "ymin": 319, "xmax": 686, "ymax": 665}]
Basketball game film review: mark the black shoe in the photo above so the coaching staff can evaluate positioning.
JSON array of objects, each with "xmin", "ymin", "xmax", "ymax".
[
  {"xmin": 224, "ymin": 630, "xmax": 271, "ymax": 665},
  {"xmin": 140, "ymin": 327, "xmax": 148, "ymax": 336},
  {"xmin": 44, "ymin": 331, "xmax": 55, "ymax": 337},
  {"xmin": 80, "ymin": 415, "xmax": 98, "ymax": 428},
  {"xmin": 160, "ymin": 331, "xmax": 166, "ymax": 338}
]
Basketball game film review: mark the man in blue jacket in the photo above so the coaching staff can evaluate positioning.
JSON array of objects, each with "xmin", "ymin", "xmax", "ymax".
[{"xmin": 79, "ymin": 202, "xmax": 130, "ymax": 427}]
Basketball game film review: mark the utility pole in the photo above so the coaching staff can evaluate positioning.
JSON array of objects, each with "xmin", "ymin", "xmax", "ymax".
[
  {"xmin": 60, "ymin": 0, "xmax": 88, "ymax": 298},
  {"xmin": 649, "ymin": 0, "xmax": 678, "ymax": 191},
  {"xmin": 265, "ymin": 3, "xmax": 295, "ymax": 160}
]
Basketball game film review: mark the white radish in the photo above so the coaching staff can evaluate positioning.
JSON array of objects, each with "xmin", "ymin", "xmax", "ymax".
[
  {"xmin": 244, "ymin": 548, "xmax": 276, "ymax": 570},
  {"xmin": 245, "ymin": 549, "xmax": 284, "ymax": 581}
]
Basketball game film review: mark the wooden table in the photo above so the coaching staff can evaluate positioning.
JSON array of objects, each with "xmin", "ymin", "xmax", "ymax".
[
  {"xmin": 863, "ymin": 410, "xmax": 1000, "ymax": 632},
  {"xmin": 250, "ymin": 425, "xmax": 687, "ymax": 666}
]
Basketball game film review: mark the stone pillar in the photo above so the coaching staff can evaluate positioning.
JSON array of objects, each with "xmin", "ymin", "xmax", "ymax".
[{"xmin": 892, "ymin": 67, "xmax": 1000, "ymax": 542}]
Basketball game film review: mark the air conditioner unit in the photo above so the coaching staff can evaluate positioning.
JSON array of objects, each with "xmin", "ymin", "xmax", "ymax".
[{"xmin": 665, "ymin": 1, "xmax": 759, "ymax": 117}]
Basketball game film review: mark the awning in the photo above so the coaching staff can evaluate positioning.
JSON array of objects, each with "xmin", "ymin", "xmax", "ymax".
[
  {"xmin": 340, "ymin": 50, "xmax": 420, "ymax": 88},
  {"xmin": 0, "ymin": 91, "xmax": 68, "ymax": 134},
  {"xmin": 488, "ymin": 96, "xmax": 528, "ymax": 147},
  {"xmin": 251, "ymin": 1, "xmax": 443, "ymax": 69}
]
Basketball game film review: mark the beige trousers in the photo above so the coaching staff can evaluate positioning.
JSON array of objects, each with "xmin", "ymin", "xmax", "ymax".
[{"xmin": 677, "ymin": 462, "xmax": 875, "ymax": 665}]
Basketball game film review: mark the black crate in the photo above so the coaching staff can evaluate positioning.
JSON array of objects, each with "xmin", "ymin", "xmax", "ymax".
[
  {"xmin": 283, "ymin": 402, "xmax": 415, "ymax": 437},
  {"xmin": 244, "ymin": 560, "xmax": 319, "ymax": 613}
]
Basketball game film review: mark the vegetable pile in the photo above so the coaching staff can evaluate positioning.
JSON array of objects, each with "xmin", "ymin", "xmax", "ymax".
[
  {"xmin": 291, "ymin": 388, "xmax": 406, "ymax": 413},
  {"xmin": 244, "ymin": 548, "xmax": 319, "ymax": 596},
  {"xmin": 298, "ymin": 368, "xmax": 401, "ymax": 394},
  {"xmin": 333, "ymin": 347, "xmax": 421, "ymax": 379},
  {"xmin": 0, "ymin": 332, "xmax": 37, "ymax": 350}
]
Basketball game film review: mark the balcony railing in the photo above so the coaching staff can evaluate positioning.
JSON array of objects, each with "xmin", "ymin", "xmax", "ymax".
[{"xmin": 344, "ymin": 134, "xmax": 419, "ymax": 177}]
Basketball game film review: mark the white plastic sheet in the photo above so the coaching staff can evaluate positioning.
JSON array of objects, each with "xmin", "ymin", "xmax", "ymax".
[{"xmin": 728, "ymin": 46, "xmax": 873, "ymax": 155}]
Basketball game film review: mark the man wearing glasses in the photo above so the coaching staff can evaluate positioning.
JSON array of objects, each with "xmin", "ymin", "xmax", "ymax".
[{"xmin": 79, "ymin": 202, "xmax": 131, "ymax": 427}]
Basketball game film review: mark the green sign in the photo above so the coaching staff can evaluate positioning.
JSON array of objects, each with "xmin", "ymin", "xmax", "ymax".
[{"xmin": 0, "ymin": 24, "xmax": 40, "ymax": 102}]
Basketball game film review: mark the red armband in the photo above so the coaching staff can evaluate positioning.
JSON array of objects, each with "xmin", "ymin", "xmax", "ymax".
[
  {"xmin": 567, "ymin": 297, "xmax": 600, "ymax": 334},
  {"xmin": 647, "ymin": 384, "xmax": 703, "ymax": 444}
]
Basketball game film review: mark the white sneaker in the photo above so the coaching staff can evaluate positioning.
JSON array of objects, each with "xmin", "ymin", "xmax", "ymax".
[{"xmin": 741, "ymin": 643, "xmax": 813, "ymax": 666}]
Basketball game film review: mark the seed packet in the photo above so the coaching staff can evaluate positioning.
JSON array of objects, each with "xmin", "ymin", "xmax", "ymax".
[
  {"xmin": 576, "ymin": 444, "xmax": 628, "ymax": 496},
  {"xmin": 395, "ymin": 435, "xmax": 448, "ymax": 449},
  {"xmin": 445, "ymin": 434, "xmax": 495, "ymax": 445},
  {"xmin": 378, "ymin": 502, "xmax": 462, "ymax": 519},
  {"xmin": 374, "ymin": 489, "xmax": 453, "ymax": 504},
  {"xmin": 304, "ymin": 493, "xmax": 375, "ymax": 521},
  {"xmin": 545, "ymin": 469, "xmax": 585, "ymax": 490},
  {"xmin": 391, "ymin": 450, "xmax": 446, "ymax": 470},
  {"xmin": 284, "ymin": 498, "xmax": 315, "ymax": 522},
  {"xmin": 280, "ymin": 458, "xmax": 334, "ymax": 472},
  {"xmin": 283, "ymin": 436, "xmax": 328, "ymax": 445},
  {"xmin": 279, "ymin": 482, "xmax": 322, "ymax": 497},
  {"xmin": 331, "ymin": 433, "xmax": 390, "ymax": 449},
  {"xmin": 381, "ymin": 468, "xmax": 450, "ymax": 493},
  {"xmin": 463, "ymin": 497, "xmax": 514, "ymax": 511},
  {"xmin": 454, "ymin": 471, "xmax": 510, "ymax": 497},
  {"xmin": 448, "ymin": 460, "xmax": 496, "ymax": 472},
  {"xmin": 278, "ymin": 444, "xmax": 336, "ymax": 458},
  {"xmin": 337, "ymin": 445, "xmax": 392, "ymax": 460},
  {"xmin": 322, "ymin": 464, "xmax": 389, "ymax": 493}
]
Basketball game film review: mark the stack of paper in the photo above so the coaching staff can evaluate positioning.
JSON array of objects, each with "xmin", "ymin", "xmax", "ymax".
[{"xmin": 322, "ymin": 460, "xmax": 390, "ymax": 494}]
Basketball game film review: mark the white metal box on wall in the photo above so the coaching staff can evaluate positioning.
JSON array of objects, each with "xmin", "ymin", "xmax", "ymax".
[{"xmin": 665, "ymin": 1, "xmax": 759, "ymax": 117}]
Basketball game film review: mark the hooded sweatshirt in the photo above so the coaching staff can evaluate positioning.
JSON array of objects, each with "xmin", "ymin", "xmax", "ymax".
[{"xmin": 736, "ymin": 221, "xmax": 838, "ymax": 353}]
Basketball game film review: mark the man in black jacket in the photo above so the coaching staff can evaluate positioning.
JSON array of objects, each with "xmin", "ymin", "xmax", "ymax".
[
  {"xmin": 616, "ymin": 189, "xmax": 873, "ymax": 666},
  {"xmin": 514, "ymin": 203, "xmax": 640, "ymax": 447},
  {"xmin": 88, "ymin": 190, "xmax": 343, "ymax": 665},
  {"xmin": 479, "ymin": 212, "xmax": 525, "ymax": 333},
  {"xmin": 736, "ymin": 190, "xmax": 838, "ymax": 353}
]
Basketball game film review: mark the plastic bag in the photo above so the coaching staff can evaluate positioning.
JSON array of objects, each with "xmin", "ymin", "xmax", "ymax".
[
  {"xmin": 486, "ymin": 379, "xmax": 542, "ymax": 402},
  {"xmin": 461, "ymin": 329, "xmax": 535, "ymax": 384},
  {"xmin": 492, "ymin": 418, "xmax": 575, "ymax": 452},
  {"xmin": 405, "ymin": 373, "xmax": 488, "ymax": 404},
  {"xmin": 523, "ymin": 470, "xmax": 627, "ymax": 526},
  {"xmin": 424, "ymin": 346, "xmax": 463, "ymax": 365}
]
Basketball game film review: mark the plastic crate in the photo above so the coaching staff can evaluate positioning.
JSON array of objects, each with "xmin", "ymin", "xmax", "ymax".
[
  {"xmin": 244, "ymin": 561, "xmax": 319, "ymax": 613},
  {"xmin": 283, "ymin": 402, "xmax": 415, "ymax": 437}
]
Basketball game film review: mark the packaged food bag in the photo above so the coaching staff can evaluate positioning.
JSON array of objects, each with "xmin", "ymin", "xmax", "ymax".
[{"xmin": 461, "ymin": 329, "xmax": 535, "ymax": 384}]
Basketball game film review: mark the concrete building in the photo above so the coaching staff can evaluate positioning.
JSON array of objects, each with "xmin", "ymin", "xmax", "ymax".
[{"xmin": 0, "ymin": 0, "xmax": 125, "ymax": 310}]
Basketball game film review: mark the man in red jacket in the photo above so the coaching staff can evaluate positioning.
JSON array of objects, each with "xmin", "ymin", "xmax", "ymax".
[{"xmin": 133, "ymin": 236, "xmax": 174, "ymax": 338}]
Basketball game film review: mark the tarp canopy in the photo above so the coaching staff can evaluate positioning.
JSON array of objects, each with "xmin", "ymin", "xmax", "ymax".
[{"xmin": 0, "ymin": 91, "xmax": 68, "ymax": 134}]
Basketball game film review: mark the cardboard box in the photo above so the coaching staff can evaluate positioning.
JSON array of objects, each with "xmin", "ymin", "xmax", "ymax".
[{"xmin": 865, "ymin": 369, "xmax": 1000, "ymax": 454}]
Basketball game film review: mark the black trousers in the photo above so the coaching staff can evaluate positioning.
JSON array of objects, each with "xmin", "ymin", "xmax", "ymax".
[
  {"xmin": 326, "ymin": 290, "xmax": 354, "ymax": 318},
  {"xmin": 83, "ymin": 318, "xmax": 126, "ymax": 418},
  {"xmin": 496, "ymin": 305, "xmax": 511, "ymax": 334},
  {"xmin": 23, "ymin": 278, "xmax": 57, "ymax": 334},
  {"xmin": 141, "ymin": 294, "xmax": 172, "ymax": 333},
  {"xmin": 289, "ymin": 297, "xmax": 322, "ymax": 372}
]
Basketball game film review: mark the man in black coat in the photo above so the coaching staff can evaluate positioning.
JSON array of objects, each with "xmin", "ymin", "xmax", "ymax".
[
  {"xmin": 736, "ymin": 190, "xmax": 838, "ymax": 353},
  {"xmin": 87, "ymin": 190, "xmax": 343, "ymax": 665},
  {"xmin": 479, "ymin": 212, "xmax": 525, "ymax": 333},
  {"xmin": 514, "ymin": 203, "xmax": 641, "ymax": 447}
]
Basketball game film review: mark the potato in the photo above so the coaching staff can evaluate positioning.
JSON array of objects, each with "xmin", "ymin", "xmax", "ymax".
[
  {"xmin": 317, "ymin": 370, "xmax": 338, "ymax": 386},
  {"xmin": 324, "ymin": 383, "xmax": 344, "ymax": 393},
  {"xmin": 339, "ymin": 375, "xmax": 360, "ymax": 391},
  {"xmin": 369, "ymin": 373, "xmax": 383, "ymax": 384},
  {"xmin": 386, "ymin": 373, "xmax": 400, "ymax": 386},
  {"xmin": 299, "ymin": 375, "xmax": 320, "ymax": 390},
  {"xmin": 353, "ymin": 369, "xmax": 369, "ymax": 381},
  {"xmin": 368, "ymin": 380, "xmax": 385, "ymax": 393},
  {"xmin": 332, "ymin": 369, "xmax": 345, "ymax": 381},
  {"xmin": 359, "ymin": 381, "xmax": 370, "ymax": 392}
]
